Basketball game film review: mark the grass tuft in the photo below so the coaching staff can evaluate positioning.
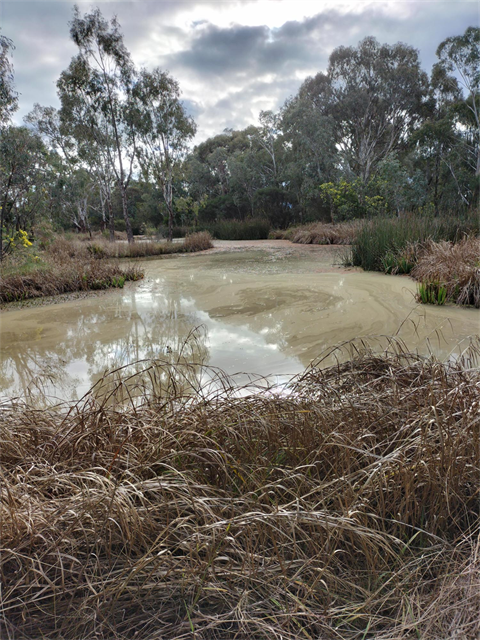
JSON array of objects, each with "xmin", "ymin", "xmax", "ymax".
[
  {"xmin": 1, "ymin": 341, "xmax": 479, "ymax": 639},
  {"xmin": 350, "ymin": 214, "xmax": 479, "ymax": 272},
  {"xmin": 412, "ymin": 236, "xmax": 480, "ymax": 308}
]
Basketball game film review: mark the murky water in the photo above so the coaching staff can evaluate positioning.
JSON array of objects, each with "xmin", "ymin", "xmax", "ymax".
[{"xmin": 1, "ymin": 243, "xmax": 478, "ymax": 401}]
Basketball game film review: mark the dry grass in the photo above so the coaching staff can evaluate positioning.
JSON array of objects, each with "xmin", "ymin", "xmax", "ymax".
[
  {"xmin": 87, "ymin": 231, "xmax": 213, "ymax": 259},
  {"xmin": 273, "ymin": 222, "xmax": 359, "ymax": 245},
  {"xmin": 0, "ymin": 238, "xmax": 143, "ymax": 304},
  {"xmin": 1, "ymin": 340, "xmax": 479, "ymax": 639},
  {"xmin": 412, "ymin": 236, "xmax": 480, "ymax": 307}
]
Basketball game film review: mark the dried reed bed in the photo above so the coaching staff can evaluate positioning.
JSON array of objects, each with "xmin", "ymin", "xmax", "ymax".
[
  {"xmin": 0, "ymin": 238, "xmax": 143, "ymax": 303},
  {"xmin": 412, "ymin": 236, "xmax": 480, "ymax": 308},
  {"xmin": 88, "ymin": 231, "xmax": 213, "ymax": 259},
  {"xmin": 274, "ymin": 221, "xmax": 359, "ymax": 245},
  {"xmin": 1, "ymin": 342, "xmax": 479, "ymax": 639}
]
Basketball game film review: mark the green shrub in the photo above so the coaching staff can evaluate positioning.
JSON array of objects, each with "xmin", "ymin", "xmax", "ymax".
[{"xmin": 380, "ymin": 250, "xmax": 415, "ymax": 275}]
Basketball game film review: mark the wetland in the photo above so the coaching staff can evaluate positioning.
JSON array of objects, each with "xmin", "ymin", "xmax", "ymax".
[{"xmin": 1, "ymin": 240, "xmax": 478, "ymax": 401}]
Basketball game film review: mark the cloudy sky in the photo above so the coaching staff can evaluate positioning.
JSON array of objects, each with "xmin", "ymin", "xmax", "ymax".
[{"xmin": 1, "ymin": 0, "xmax": 477, "ymax": 143}]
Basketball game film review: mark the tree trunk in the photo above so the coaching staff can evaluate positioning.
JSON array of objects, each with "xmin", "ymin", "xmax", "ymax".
[
  {"xmin": 164, "ymin": 174, "xmax": 173, "ymax": 243},
  {"xmin": 0, "ymin": 172, "xmax": 14, "ymax": 261},
  {"xmin": 433, "ymin": 152, "xmax": 440, "ymax": 217},
  {"xmin": 120, "ymin": 183, "xmax": 134, "ymax": 243},
  {"xmin": 168, "ymin": 201, "xmax": 173, "ymax": 243},
  {"xmin": 0, "ymin": 206, "xmax": 4, "ymax": 262},
  {"xmin": 107, "ymin": 196, "xmax": 115, "ymax": 242}
]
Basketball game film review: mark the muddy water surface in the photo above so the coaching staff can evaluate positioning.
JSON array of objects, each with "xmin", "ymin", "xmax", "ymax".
[{"xmin": 1, "ymin": 241, "xmax": 478, "ymax": 401}]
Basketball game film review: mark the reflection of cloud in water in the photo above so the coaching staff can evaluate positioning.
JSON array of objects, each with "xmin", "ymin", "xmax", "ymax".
[{"xmin": 0, "ymin": 288, "xmax": 303, "ymax": 402}]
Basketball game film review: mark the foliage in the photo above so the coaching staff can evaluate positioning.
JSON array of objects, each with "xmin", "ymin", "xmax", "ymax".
[
  {"xmin": 1, "ymin": 22, "xmax": 479, "ymax": 242},
  {"xmin": 380, "ymin": 249, "xmax": 415, "ymax": 275},
  {"xmin": 134, "ymin": 68, "xmax": 196, "ymax": 241},
  {"xmin": 0, "ymin": 33, "xmax": 18, "ymax": 125},
  {"xmin": 202, "ymin": 218, "xmax": 270, "ymax": 240},
  {"xmin": 417, "ymin": 281, "xmax": 448, "ymax": 305},
  {"xmin": 57, "ymin": 7, "xmax": 138, "ymax": 242},
  {"xmin": 0, "ymin": 239, "xmax": 143, "ymax": 303},
  {"xmin": 300, "ymin": 36, "xmax": 428, "ymax": 183},
  {"xmin": 0, "ymin": 126, "xmax": 48, "ymax": 258},
  {"xmin": 254, "ymin": 186, "xmax": 294, "ymax": 228}
]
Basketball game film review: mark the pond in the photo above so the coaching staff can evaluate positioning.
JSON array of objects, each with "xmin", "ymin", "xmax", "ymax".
[{"xmin": 1, "ymin": 241, "xmax": 478, "ymax": 402}]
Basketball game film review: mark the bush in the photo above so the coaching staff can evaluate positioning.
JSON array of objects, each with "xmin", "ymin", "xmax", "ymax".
[
  {"xmin": 183, "ymin": 231, "xmax": 213, "ymax": 252},
  {"xmin": 254, "ymin": 187, "xmax": 295, "ymax": 228},
  {"xmin": 198, "ymin": 194, "xmax": 241, "ymax": 223},
  {"xmin": 204, "ymin": 218, "xmax": 270, "ymax": 240}
]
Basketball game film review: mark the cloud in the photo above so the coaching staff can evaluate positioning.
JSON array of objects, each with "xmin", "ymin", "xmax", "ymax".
[{"xmin": 2, "ymin": 0, "xmax": 477, "ymax": 142}]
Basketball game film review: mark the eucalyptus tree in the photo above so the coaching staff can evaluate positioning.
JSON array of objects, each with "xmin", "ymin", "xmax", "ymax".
[
  {"xmin": 0, "ymin": 127, "xmax": 47, "ymax": 258},
  {"xmin": 434, "ymin": 26, "xmax": 480, "ymax": 178},
  {"xmin": 253, "ymin": 110, "xmax": 283, "ymax": 185},
  {"xmin": 57, "ymin": 6, "xmax": 138, "ymax": 243},
  {"xmin": 0, "ymin": 33, "xmax": 17, "ymax": 126},
  {"xmin": 412, "ymin": 72, "xmax": 470, "ymax": 212},
  {"xmin": 281, "ymin": 97, "xmax": 337, "ymax": 183},
  {"xmin": 300, "ymin": 37, "xmax": 429, "ymax": 184},
  {"xmin": 27, "ymin": 104, "xmax": 117, "ymax": 237},
  {"xmin": 133, "ymin": 68, "xmax": 196, "ymax": 241}
]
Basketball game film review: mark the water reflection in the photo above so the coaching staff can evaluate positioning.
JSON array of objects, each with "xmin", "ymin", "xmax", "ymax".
[
  {"xmin": 1, "ymin": 248, "xmax": 478, "ymax": 403},
  {"xmin": 0, "ymin": 286, "xmax": 303, "ymax": 402}
]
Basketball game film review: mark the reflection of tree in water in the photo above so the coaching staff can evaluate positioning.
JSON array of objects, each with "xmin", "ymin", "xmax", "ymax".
[
  {"xmin": 0, "ymin": 347, "xmax": 80, "ymax": 402},
  {"xmin": 0, "ymin": 290, "xmax": 210, "ymax": 402},
  {"xmin": 88, "ymin": 326, "xmax": 211, "ymax": 406}
]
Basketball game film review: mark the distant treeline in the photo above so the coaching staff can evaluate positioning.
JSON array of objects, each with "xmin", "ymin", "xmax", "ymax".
[{"xmin": 0, "ymin": 11, "xmax": 478, "ymax": 254}]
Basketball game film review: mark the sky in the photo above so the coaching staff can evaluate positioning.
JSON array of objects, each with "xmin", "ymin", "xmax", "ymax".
[{"xmin": 1, "ymin": 0, "xmax": 478, "ymax": 143}]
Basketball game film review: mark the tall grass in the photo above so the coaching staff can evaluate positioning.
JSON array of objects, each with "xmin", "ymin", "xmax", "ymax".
[
  {"xmin": 350, "ymin": 214, "xmax": 479, "ymax": 272},
  {"xmin": 273, "ymin": 221, "xmax": 359, "ymax": 244},
  {"xmin": 1, "ymin": 340, "xmax": 479, "ymax": 639}
]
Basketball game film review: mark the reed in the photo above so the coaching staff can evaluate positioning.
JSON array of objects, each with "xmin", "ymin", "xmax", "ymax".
[
  {"xmin": 350, "ymin": 214, "xmax": 479, "ymax": 272},
  {"xmin": 0, "ymin": 247, "xmax": 142, "ymax": 303},
  {"xmin": 273, "ymin": 221, "xmax": 359, "ymax": 244}
]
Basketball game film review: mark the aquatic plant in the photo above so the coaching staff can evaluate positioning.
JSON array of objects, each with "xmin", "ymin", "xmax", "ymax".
[{"xmin": 418, "ymin": 281, "xmax": 448, "ymax": 305}]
